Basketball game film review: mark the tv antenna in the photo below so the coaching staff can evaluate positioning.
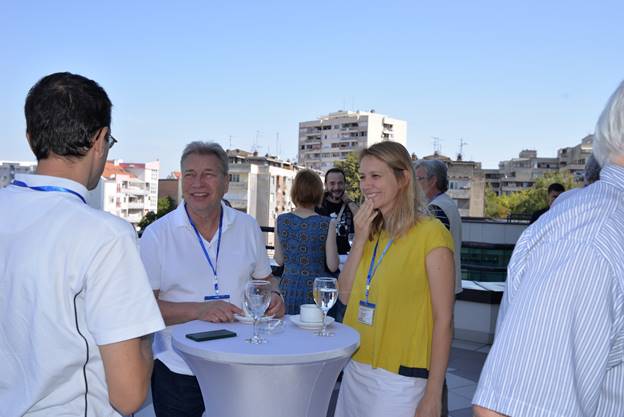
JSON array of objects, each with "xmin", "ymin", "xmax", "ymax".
[
  {"xmin": 458, "ymin": 138, "xmax": 468, "ymax": 161},
  {"xmin": 252, "ymin": 130, "xmax": 263, "ymax": 153},
  {"xmin": 432, "ymin": 136, "xmax": 443, "ymax": 155}
]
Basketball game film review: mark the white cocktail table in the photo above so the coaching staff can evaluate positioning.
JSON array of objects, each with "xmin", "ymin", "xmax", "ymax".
[{"xmin": 172, "ymin": 316, "xmax": 359, "ymax": 417}]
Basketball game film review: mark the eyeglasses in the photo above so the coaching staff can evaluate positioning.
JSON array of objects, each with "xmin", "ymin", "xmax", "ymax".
[
  {"xmin": 415, "ymin": 176, "xmax": 428, "ymax": 181},
  {"xmin": 107, "ymin": 135, "xmax": 118, "ymax": 149}
]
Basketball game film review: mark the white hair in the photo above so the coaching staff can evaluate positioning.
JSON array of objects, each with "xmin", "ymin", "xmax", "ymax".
[{"xmin": 593, "ymin": 80, "xmax": 624, "ymax": 167}]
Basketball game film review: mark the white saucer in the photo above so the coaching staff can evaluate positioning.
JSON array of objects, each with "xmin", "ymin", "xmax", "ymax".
[
  {"xmin": 289, "ymin": 315, "xmax": 335, "ymax": 330},
  {"xmin": 234, "ymin": 314, "xmax": 275, "ymax": 324}
]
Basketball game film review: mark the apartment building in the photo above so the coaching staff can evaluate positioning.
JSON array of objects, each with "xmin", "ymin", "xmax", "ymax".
[
  {"xmin": 298, "ymin": 110, "xmax": 407, "ymax": 171},
  {"xmin": 558, "ymin": 134, "xmax": 593, "ymax": 181},
  {"xmin": 87, "ymin": 160, "xmax": 160, "ymax": 228},
  {"xmin": 225, "ymin": 149, "xmax": 304, "ymax": 244},
  {"xmin": 497, "ymin": 150, "xmax": 559, "ymax": 195},
  {"xmin": 0, "ymin": 160, "xmax": 37, "ymax": 187}
]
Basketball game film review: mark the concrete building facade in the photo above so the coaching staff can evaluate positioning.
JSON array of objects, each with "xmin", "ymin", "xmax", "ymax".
[
  {"xmin": 158, "ymin": 171, "xmax": 182, "ymax": 206},
  {"xmin": 558, "ymin": 134, "xmax": 593, "ymax": 181},
  {"xmin": 0, "ymin": 161, "xmax": 37, "ymax": 187},
  {"xmin": 298, "ymin": 110, "xmax": 407, "ymax": 171},
  {"xmin": 87, "ymin": 160, "xmax": 160, "ymax": 228},
  {"xmin": 225, "ymin": 149, "xmax": 304, "ymax": 244},
  {"xmin": 497, "ymin": 150, "xmax": 559, "ymax": 195}
]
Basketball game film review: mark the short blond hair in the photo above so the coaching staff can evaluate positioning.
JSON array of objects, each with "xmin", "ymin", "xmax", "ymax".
[
  {"xmin": 360, "ymin": 142, "xmax": 427, "ymax": 240},
  {"xmin": 291, "ymin": 169, "xmax": 324, "ymax": 207}
]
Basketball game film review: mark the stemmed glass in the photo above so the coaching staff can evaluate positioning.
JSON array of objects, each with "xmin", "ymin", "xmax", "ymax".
[
  {"xmin": 244, "ymin": 280, "xmax": 272, "ymax": 344},
  {"xmin": 313, "ymin": 277, "xmax": 338, "ymax": 336}
]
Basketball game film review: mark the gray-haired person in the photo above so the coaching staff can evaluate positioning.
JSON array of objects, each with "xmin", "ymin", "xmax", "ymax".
[
  {"xmin": 414, "ymin": 158, "xmax": 462, "ymax": 417},
  {"xmin": 414, "ymin": 159, "xmax": 462, "ymax": 295},
  {"xmin": 473, "ymin": 82, "xmax": 624, "ymax": 416},
  {"xmin": 139, "ymin": 141, "xmax": 285, "ymax": 417}
]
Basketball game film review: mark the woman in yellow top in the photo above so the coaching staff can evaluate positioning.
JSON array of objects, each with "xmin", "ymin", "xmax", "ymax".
[{"xmin": 334, "ymin": 142, "xmax": 455, "ymax": 417}]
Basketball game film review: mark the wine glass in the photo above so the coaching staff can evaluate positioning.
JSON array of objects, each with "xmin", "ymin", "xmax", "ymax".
[
  {"xmin": 244, "ymin": 280, "xmax": 272, "ymax": 344},
  {"xmin": 313, "ymin": 277, "xmax": 338, "ymax": 336}
]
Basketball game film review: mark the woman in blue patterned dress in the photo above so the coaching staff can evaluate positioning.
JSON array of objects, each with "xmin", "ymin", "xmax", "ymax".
[{"xmin": 274, "ymin": 169, "xmax": 339, "ymax": 315}]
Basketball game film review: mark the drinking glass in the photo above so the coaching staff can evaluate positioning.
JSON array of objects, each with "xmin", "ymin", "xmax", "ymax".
[
  {"xmin": 313, "ymin": 277, "xmax": 338, "ymax": 336},
  {"xmin": 244, "ymin": 280, "xmax": 272, "ymax": 344}
]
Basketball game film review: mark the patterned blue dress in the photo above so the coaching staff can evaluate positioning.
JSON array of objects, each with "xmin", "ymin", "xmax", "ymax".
[{"xmin": 277, "ymin": 212, "xmax": 332, "ymax": 315}]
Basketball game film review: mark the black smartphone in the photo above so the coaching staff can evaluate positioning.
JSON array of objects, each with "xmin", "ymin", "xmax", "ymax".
[{"xmin": 186, "ymin": 329, "xmax": 237, "ymax": 342}]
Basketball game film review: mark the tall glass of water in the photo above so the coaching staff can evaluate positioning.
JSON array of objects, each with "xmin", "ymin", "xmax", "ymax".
[
  {"xmin": 244, "ymin": 280, "xmax": 272, "ymax": 344},
  {"xmin": 313, "ymin": 277, "xmax": 338, "ymax": 336}
]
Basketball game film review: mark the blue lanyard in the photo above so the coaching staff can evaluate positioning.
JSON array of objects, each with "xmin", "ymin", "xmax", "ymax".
[
  {"xmin": 11, "ymin": 180, "xmax": 86, "ymax": 204},
  {"xmin": 365, "ymin": 235, "xmax": 393, "ymax": 303},
  {"xmin": 185, "ymin": 203, "xmax": 224, "ymax": 295}
]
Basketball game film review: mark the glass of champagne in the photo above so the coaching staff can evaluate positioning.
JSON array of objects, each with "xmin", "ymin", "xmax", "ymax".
[
  {"xmin": 244, "ymin": 280, "xmax": 272, "ymax": 344},
  {"xmin": 313, "ymin": 277, "xmax": 338, "ymax": 336}
]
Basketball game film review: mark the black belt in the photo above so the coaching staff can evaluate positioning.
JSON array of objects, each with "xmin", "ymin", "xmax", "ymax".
[{"xmin": 398, "ymin": 366, "xmax": 429, "ymax": 379}]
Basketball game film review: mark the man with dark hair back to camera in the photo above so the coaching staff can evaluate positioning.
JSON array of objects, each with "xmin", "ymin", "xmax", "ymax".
[
  {"xmin": 316, "ymin": 167, "xmax": 359, "ymax": 255},
  {"xmin": 0, "ymin": 72, "xmax": 165, "ymax": 417},
  {"xmin": 529, "ymin": 182, "xmax": 565, "ymax": 224}
]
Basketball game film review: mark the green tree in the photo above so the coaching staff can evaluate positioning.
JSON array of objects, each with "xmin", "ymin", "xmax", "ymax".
[
  {"xmin": 157, "ymin": 196, "xmax": 176, "ymax": 216},
  {"xmin": 334, "ymin": 152, "xmax": 362, "ymax": 202},
  {"xmin": 138, "ymin": 196, "xmax": 178, "ymax": 233},
  {"xmin": 137, "ymin": 211, "xmax": 157, "ymax": 232},
  {"xmin": 486, "ymin": 171, "xmax": 580, "ymax": 219},
  {"xmin": 485, "ymin": 184, "xmax": 507, "ymax": 218}
]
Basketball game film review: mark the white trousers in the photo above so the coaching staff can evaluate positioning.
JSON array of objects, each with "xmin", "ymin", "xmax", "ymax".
[{"xmin": 334, "ymin": 360, "xmax": 428, "ymax": 417}]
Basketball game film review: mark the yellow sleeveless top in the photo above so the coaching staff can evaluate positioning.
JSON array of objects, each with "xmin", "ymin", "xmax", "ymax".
[{"xmin": 344, "ymin": 217, "xmax": 453, "ymax": 375}]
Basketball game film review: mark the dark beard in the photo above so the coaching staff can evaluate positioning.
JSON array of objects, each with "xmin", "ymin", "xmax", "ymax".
[{"xmin": 326, "ymin": 191, "xmax": 344, "ymax": 203}]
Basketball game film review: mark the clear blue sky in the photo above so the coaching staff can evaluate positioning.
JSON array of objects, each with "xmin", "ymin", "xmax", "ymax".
[{"xmin": 2, "ymin": 0, "xmax": 623, "ymax": 176}]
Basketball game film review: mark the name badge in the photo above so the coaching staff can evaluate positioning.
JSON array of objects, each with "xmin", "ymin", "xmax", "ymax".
[
  {"xmin": 204, "ymin": 294, "xmax": 231, "ymax": 301},
  {"xmin": 358, "ymin": 301, "xmax": 376, "ymax": 326}
]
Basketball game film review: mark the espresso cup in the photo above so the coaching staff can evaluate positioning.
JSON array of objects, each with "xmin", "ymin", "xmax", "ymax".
[{"xmin": 300, "ymin": 304, "xmax": 323, "ymax": 323}]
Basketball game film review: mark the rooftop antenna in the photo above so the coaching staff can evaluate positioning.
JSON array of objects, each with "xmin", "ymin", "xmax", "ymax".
[
  {"xmin": 458, "ymin": 138, "xmax": 468, "ymax": 161},
  {"xmin": 432, "ymin": 136, "xmax": 443, "ymax": 155},
  {"xmin": 228, "ymin": 135, "xmax": 233, "ymax": 149},
  {"xmin": 252, "ymin": 130, "xmax": 263, "ymax": 153},
  {"xmin": 275, "ymin": 132, "xmax": 280, "ymax": 157}
]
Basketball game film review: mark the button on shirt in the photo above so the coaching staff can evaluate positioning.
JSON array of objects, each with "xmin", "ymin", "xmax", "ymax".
[
  {"xmin": 140, "ymin": 202, "xmax": 272, "ymax": 375},
  {"xmin": 0, "ymin": 174, "xmax": 165, "ymax": 417},
  {"xmin": 473, "ymin": 164, "xmax": 624, "ymax": 417}
]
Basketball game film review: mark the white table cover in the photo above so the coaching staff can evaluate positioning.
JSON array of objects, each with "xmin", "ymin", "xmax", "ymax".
[{"xmin": 172, "ymin": 316, "xmax": 359, "ymax": 417}]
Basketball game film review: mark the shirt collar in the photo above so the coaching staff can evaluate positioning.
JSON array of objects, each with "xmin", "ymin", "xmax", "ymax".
[
  {"xmin": 173, "ymin": 200, "xmax": 234, "ymax": 234},
  {"xmin": 13, "ymin": 173, "xmax": 88, "ymax": 201},
  {"xmin": 599, "ymin": 164, "xmax": 624, "ymax": 192}
]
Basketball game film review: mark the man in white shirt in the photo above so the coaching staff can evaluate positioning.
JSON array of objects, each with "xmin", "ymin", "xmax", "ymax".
[
  {"xmin": 140, "ymin": 141, "xmax": 285, "ymax": 417},
  {"xmin": 0, "ymin": 72, "xmax": 165, "ymax": 417}
]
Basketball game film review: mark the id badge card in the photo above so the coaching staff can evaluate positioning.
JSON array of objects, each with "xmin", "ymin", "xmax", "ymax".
[
  {"xmin": 358, "ymin": 301, "xmax": 376, "ymax": 326},
  {"xmin": 204, "ymin": 294, "xmax": 231, "ymax": 301}
]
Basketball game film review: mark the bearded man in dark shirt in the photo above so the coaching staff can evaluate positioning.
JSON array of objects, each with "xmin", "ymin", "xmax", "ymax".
[{"xmin": 315, "ymin": 168, "xmax": 359, "ymax": 255}]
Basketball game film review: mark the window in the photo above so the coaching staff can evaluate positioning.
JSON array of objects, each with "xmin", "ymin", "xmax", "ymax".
[{"xmin": 229, "ymin": 174, "xmax": 240, "ymax": 182}]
